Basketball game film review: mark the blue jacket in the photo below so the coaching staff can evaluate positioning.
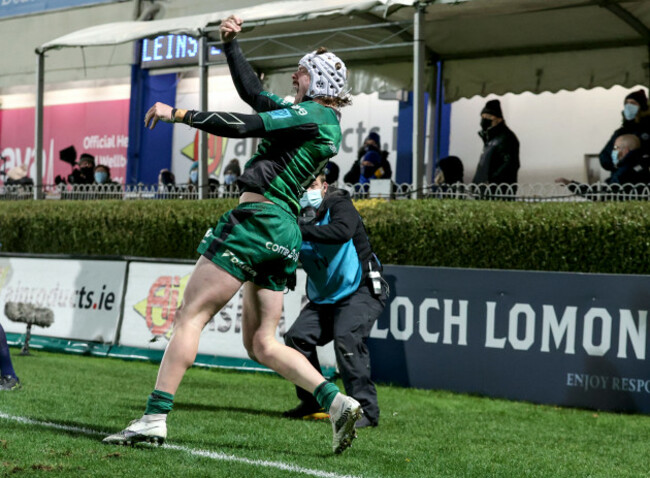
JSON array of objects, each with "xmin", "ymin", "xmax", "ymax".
[{"xmin": 299, "ymin": 188, "xmax": 376, "ymax": 304}]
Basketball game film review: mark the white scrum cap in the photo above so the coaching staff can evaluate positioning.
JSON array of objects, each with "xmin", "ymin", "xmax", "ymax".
[{"xmin": 298, "ymin": 49, "xmax": 347, "ymax": 98}]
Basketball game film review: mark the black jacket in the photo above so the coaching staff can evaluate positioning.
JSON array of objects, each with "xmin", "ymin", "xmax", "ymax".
[
  {"xmin": 299, "ymin": 187, "xmax": 377, "ymax": 284},
  {"xmin": 568, "ymin": 148, "xmax": 650, "ymax": 199},
  {"xmin": 599, "ymin": 115, "xmax": 650, "ymax": 171},
  {"xmin": 606, "ymin": 148, "xmax": 650, "ymax": 186},
  {"xmin": 473, "ymin": 121, "xmax": 520, "ymax": 185}
]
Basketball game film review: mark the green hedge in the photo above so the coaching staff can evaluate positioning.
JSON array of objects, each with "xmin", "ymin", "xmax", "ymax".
[{"xmin": 1, "ymin": 199, "xmax": 649, "ymax": 274}]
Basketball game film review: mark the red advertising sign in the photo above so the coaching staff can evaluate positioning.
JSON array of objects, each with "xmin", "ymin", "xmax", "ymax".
[{"xmin": 0, "ymin": 99, "xmax": 129, "ymax": 185}]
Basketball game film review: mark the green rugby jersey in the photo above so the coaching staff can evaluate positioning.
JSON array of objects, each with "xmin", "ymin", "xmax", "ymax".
[{"xmin": 238, "ymin": 91, "xmax": 342, "ymax": 216}]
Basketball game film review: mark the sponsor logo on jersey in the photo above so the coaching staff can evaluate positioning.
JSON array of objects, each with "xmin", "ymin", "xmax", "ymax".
[
  {"xmin": 265, "ymin": 242, "xmax": 299, "ymax": 262},
  {"xmin": 268, "ymin": 109, "xmax": 292, "ymax": 119},
  {"xmin": 222, "ymin": 250, "xmax": 258, "ymax": 277}
]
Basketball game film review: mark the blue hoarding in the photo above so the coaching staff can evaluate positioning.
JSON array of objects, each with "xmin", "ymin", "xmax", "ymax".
[
  {"xmin": 0, "ymin": 0, "xmax": 121, "ymax": 19},
  {"xmin": 368, "ymin": 265, "xmax": 650, "ymax": 413}
]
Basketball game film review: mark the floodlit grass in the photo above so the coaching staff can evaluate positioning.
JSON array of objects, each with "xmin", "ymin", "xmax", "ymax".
[{"xmin": 1, "ymin": 349, "xmax": 649, "ymax": 477}]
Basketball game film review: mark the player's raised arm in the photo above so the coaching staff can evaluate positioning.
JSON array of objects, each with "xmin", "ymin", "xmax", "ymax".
[{"xmin": 219, "ymin": 15, "xmax": 284, "ymax": 112}]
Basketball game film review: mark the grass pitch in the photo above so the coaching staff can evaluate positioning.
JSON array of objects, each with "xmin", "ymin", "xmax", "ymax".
[{"xmin": 1, "ymin": 349, "xmax": 649, "ymax": 477}]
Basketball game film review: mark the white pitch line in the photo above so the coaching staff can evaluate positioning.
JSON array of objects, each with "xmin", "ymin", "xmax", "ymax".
[{"xmin": 0, "ymin": 411, "xmax": 363, "ymax": 478}]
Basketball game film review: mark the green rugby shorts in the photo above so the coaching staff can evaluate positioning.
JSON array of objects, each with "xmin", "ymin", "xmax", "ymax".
[{"xmin": 197, "ymin": 202, "xmax": 301, "ymax": 291}]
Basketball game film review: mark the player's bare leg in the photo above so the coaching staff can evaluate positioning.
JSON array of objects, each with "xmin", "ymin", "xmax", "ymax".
[
  {"xmin": 103, "ymin": 257, "xmax": 243, "ymax": 446},
  {"xmin": 241, "ymin": 282, "xmax": 362, "ymax": 453}
]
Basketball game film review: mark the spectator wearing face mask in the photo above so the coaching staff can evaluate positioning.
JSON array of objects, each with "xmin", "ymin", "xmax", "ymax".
[
  {"xmin": 188, "ymin": 161, "xmax": 199, "ymax": 188},
  {"xmin": 599, "ymin": 89, "xmax": 650, "ymax": 172},
  {"xmin": 93, "ymin": 164, "xmax": 121, "ymax": 198},
  {"xmin": 223, "ymin": 158, "xmax": 241, "ymax": 196},
  {"xmin": 344, "ymin": 132, "xmax": 392, "ymax": 185},
  {"xmin": 187, "ymin": 161, "xmax": 220, "ymax": 195},
  {"xmin": 472, "ymin": 99, "xmax": 520, "ymax": 199},
  {"xmin": 557, "ymin": 134, "xmax": 650, "ymax": 198},
  {"xmin": 284, "ymin": 173, "xmax": 387, "ymax": 429},
  {"xmin": 93, "ymin": 164, "xmax": 117, "ymax": 186}
]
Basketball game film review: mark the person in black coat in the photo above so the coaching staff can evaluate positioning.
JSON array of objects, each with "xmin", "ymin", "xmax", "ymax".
[
  {"xmin": 283, "ymin": 173, "xmax": 387, "ymax": 428},
  {"xmin": 472, "ymin": 99, "xmax": 520, "ymax": 199},
  {"xmin": 557, "ymin": 134, "xmax": 650, "ymax": 199},
  {"xmin": 599, "ymin": 89, "xmax": 650, "ymax": 172}
]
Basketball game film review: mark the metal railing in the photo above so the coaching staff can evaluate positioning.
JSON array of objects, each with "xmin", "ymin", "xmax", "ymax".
[{"xmin": 2, "ymin": 182, "xmax": 650, "ymax": 202}]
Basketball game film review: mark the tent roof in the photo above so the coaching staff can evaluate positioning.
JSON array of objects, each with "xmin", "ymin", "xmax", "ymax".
[{"xmin": 37, "ymin": 0, "xmax": 650, "ymax": 100}]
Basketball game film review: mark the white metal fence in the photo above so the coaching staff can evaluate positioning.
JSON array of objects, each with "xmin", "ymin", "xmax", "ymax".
[{"xmin": 2, "ymin": 181, "xmax": 650, "ymax": 202}]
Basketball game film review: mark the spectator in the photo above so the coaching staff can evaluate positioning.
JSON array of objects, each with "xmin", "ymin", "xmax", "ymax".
[
  {"xmin": 5, "ymin": 164, "xmax": 33, "ymax": 188},
  {"xmin": 284, "ymin": 173, "xmax": 387, "ymax": 428},
  {"xmin": 93, "ymin": 164, "xmax": 118, "ymax": 186},
  {"xmin": 599, "ymin": 89, "xmax": 650, "ymax": 171},
  {"xmin": 472, "ymin": 99, "xmax": 520, "ymax": 199},
  {"xmin": 435, "ymin": 155, "xmax": 464, "ymax": 185},
  {"xmin": 343, "ymin": 132, "xmax": 392, "ymax": 185},
  {"xmin": 324, "ymin": 160, "xmax": 340, "ymax": 185},
  {"xmin": 431, "ymin": 155, "xmax": 465, "ymax": 197},
  {"xmin": 223, "ymin": 158, "xmax": 241, "ymax": 196},
  {"xmin": 157, "ymin": 168, "xmax": 177, "ymax": 197},
  {"xmin": 556, "ymin": 134, "xmax": 650, "ymax": 199},
  {"xmin": 0, "ymin": 321, "xmax": 21, "ymax": 391},
  {"xmin": 67, "ymin": 153, "xmax": 95, "ymax": 185},
  {"xmin": 186, "ymin": 161, "xmax": 220, "ymax": 196},
  {"xmin": 188, "ymin": 161, "xmax": 199, "ymax": 188},
  {"xmin": 92, "ymin": 164, "xmax": 121, "ymax": 199},
  {"xmin": 158, "ymin": 168, "xmax": 176, "ymax": 189}
]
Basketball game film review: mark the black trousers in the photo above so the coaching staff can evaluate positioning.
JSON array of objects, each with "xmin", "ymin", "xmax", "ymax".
[{"xmin": 284, "ymin": 284, "xmax": 386, "ymax": 424}]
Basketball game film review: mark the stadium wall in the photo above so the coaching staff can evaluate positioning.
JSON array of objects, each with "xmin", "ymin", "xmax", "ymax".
[{"xmin": 0, "ymin": 253, "xmax": 649, "ymax": 414}]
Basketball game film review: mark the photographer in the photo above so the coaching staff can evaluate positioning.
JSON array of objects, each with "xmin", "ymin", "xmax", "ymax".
[
  {"xmin": 283, "ymin": 173, "xmax": 387, "ymax": 428},
  {"xmin": 55, "ymin": 150, "xmax": 95, "ymax": 186}
]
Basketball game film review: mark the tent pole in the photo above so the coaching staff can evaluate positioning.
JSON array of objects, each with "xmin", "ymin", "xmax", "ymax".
[
  {"xmin": 198, "ymin": 35, "xmax": 209, "ymax": 200},
  {"xmin": 425, "ymin": 59, "xmax": 437, "ymax": 186},
  {"xmin": 412, "ymin": 2, "xmax": 425, "ymax": 199},
  {"xmin": 34, "ymin": 51, "xmax": 44, "ymax": 200}
]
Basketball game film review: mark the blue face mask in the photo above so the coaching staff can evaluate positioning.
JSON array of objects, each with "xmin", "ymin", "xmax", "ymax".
[
  {"xmin": 190, "ymin": 170, "xmax": 198, "ymax": 184},
  {"xmin": 94, "ymin": 171, "xmax": 108, "ymax": 184},
  {"xmin": 224, "ymin": 173, "xmax": 237, "ymax": 185},
  {"xmin": 611, "ymin": 149, "xmax": 620, "ymax": 167},
  {"xmin": 299, "ymin": 189, "xmax": 323, "ymax": 209},
  {"xmin": 623, "ymin": 103, "xmax": 639, "ymax": 121}
]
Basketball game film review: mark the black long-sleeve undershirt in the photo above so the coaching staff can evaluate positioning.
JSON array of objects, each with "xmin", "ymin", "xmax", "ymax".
[
  {"xmin": 224, "ymin": 40, "xmax": 283, "ymax": 113},
  {"xmin": 182, "ymin": 110, "xmax": 266, "ymax": 138}
]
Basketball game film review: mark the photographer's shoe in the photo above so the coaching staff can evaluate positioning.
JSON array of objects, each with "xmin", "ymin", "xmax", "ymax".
[{"xmin": 283, "ymin": 401, "xmax": 329, "ymax": 420}]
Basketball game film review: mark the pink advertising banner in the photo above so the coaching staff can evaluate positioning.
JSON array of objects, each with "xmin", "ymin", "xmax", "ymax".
[{"xmin": 0, "ymin": 100, "xmax": 129, "ymax": 185}]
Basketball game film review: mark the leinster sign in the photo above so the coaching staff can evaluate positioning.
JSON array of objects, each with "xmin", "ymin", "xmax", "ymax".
[{"xmin": 368, "ymin": 266, "xmax": 650, "ymax": 413}]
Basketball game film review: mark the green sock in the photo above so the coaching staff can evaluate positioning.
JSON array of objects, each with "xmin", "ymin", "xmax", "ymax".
[
  {"xmin": 144, "ymin": 389, "xmax": 174, "ymax": 415},
  {"xmin": 313, "ymin": 381, "xmax": 340, "ymax": 413}
]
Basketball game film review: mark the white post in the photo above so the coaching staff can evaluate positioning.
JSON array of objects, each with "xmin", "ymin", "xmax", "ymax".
[
  {"xmin": 412, "ymin": 3, "xmax": 426, "ymax": 199},
  {"xmin": 198, "ymin": 35, "xmax": 209, "ymax": 199},
  {"xmin": 34, "ymin": 52, "xmax": 45, "ymax": 200}
]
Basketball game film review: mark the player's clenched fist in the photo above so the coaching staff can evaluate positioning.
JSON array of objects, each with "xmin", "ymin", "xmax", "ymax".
[{"xmin": 220, "ymin": 14, "xmax": 243, "ymax": 43}]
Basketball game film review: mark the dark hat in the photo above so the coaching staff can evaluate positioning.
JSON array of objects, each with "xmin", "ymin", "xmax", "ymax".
[
  {"xmin": 79, "ymin": 153, "xmax": 95, "ymax": 166},
  {"xmin": 481, "ymin": 99, "xmax": 503, "ymax": 118},
  {"xmin": 59, "ymin": 145, "xmax": 77, "ymax": 166},
  {"xmin": 625, "ymin": 89, "xmax": 648, "ymax": 111},
  {"xmin": 367, "ymin": 131, "xmax": 380, "ymax": 145}
]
